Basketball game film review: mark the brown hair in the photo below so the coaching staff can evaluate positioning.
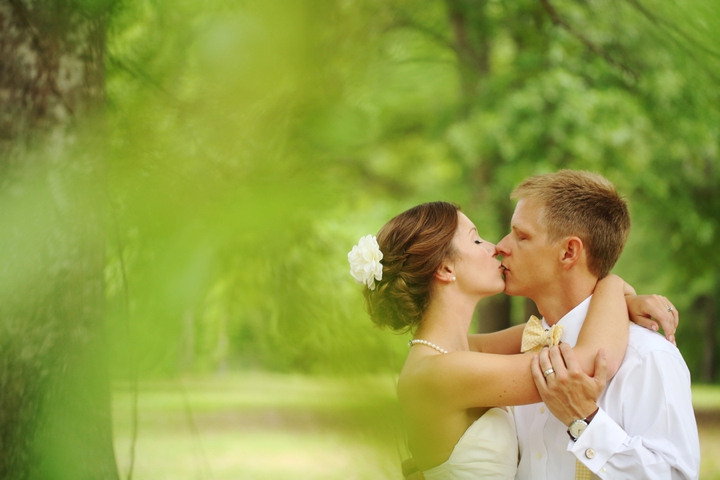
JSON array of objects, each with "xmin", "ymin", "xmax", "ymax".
[
  {"xmin": 511, "ymin": 170, "xmax": 630, "ymax": 279},
  {"xmin": 363, "ymin": 202, "xmax": 459, "ymax": 332}
]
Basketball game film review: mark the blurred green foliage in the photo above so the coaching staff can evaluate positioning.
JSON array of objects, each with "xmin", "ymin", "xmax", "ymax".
[{"xmin": 100, "ymin": 0, "xmax": 720, "ymax": 379}]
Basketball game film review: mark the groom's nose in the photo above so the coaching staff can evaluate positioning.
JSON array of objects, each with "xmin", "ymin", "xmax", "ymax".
[{"xmin": 496, "ymin": 234, "xmax": 511, "ymax": 256}]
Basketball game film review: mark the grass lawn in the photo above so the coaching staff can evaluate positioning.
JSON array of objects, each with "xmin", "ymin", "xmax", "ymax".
[
  {"xmin": 113, "ymin": 374, "xmax": 720, "ymax": 479},
  {"xmin": 113, "ymin": 374, "xmax": 404, "ymax": 479},
  {"xmin": 694, "ymin": 384, "xmax": 720, "ymax": 480}
]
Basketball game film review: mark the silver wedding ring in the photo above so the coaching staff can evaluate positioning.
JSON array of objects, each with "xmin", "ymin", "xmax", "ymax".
[
  {"xmin": 667, "ymin": 306, "xmax": 674, "ymax": 312},
  {"xmin": 543, "ymin": 368, "xmax": 555, "ymax": 378}
]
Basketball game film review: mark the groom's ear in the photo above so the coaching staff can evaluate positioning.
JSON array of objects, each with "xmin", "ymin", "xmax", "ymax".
[{"xmin": 559, "ymin": 236, "xmax": 585, "ymax": 270}]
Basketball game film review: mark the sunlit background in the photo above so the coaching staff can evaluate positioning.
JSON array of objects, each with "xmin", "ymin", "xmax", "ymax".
[{"xmin": 2, "ymin": 0, "xmax": 720, "ymax": 478}]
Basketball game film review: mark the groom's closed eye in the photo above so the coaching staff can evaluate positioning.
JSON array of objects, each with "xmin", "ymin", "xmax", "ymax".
[{"xmin": 514, "ymin": 230, "xmax": 529, "ymax": 241}]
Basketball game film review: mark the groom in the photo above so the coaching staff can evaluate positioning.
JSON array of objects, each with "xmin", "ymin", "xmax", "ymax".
[
  {"xmin": 403, "ymin": 170, "xmax": 700, "ymax": 479},
  {"xmin": 497, "ymin": 170, "xmax": 699, "ymax": 479}
]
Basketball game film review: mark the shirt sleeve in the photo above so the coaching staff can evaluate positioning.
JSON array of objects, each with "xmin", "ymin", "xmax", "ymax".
[{"xmin": 566, "ymin": 349, "xmax": 700, "ymax": 479}]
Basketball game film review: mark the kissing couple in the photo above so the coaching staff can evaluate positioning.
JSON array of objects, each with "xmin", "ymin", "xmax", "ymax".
[{"xmin": 348, "ymin": 170, "xmax": 700, "ymax": 479}]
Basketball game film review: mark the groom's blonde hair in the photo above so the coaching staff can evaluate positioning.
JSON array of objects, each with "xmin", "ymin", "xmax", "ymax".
[{"xmin": 511, "ymin": 170, "xmax": 630, "ymax": 279}]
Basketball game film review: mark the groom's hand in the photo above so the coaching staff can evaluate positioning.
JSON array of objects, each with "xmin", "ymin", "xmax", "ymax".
[
  {"xmin": 625, "ymin": 294, "xmax": 679, "ymax": 345},
  {"xmin": 531, "ymin": 344, "xmax": 606, "ymax": 426}
]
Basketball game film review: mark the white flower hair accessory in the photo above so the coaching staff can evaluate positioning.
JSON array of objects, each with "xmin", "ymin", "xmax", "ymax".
[{"xmin": 348, "ymin": 235, "xmax": 384, "ymax": 290}]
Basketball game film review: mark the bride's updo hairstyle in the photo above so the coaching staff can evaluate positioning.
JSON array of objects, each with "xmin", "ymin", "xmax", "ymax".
[{"xmin": 364, "ymin": 202, "xmax": 459, "ymax": 332}]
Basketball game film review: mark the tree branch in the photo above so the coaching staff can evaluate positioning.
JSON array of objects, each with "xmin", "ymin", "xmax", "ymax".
[
  {"xmin": 621, "ymin": 0, "xmax": 720, "ymax": 85},
  {"xmin": 539, "ymin": 0, "xmax": 639, "ymax": 81},
  {"xmin": 106, "ymin": 53, "xmax": 182, "ymax": 106},
  {"xmin": 388, "ymin": 11, "xmax": 460, "ymax": 57},
  {"xmin": 625, "ymin": 0, "xmax": 720, "ymax": 61}
]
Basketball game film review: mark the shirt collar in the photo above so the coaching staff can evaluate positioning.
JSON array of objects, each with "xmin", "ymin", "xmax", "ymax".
[{"xmin": 541, "ymin": 295, "xmax": 592, "ymax": 347}]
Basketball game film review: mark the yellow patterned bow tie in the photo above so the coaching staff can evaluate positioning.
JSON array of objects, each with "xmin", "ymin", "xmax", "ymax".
[{"xmin": 521, "ymin": 315, "xmax": 564, "ymax": 353}]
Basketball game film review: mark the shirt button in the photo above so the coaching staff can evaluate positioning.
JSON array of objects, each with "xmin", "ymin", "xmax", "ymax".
[
  {"xmin": 536, "ymin": 452, "xmax": 542, "ymax": 459},
  {"xmin": 600, "ymin": 467, "xmax": 606, "ymax": 473},
  {"xmin": 540, "ymin": 406, "xmax": 546, "ymax": 414},
  {"xmin": 585, "ymin": 448, "xmax": 596, "ymax": 459}
]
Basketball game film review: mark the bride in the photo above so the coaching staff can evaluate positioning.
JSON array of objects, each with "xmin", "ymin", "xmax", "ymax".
[{"xmin": 348, "ymin": 201, "xmax": 671, "ymax": 480}]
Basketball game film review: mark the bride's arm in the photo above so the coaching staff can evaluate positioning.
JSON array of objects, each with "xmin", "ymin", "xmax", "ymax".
[
  {"xmin": 468, "ymin": 325, "xmax": 524, "ymax": 354},
  {"xmin": 570, "ymin": 274, "xmax": 629, "ymax": 379},
  {"xmin": 401, "ymin": 275, "xmax": 628, "ymax": 410},
  {"xmin": 469, "ymin": 280, "xmax": 675, "ymax": 354}
]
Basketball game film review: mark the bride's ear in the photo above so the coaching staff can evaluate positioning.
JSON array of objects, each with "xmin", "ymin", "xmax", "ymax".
[{"xmin": 434, "ymin": 262, "xmax": 456, "ymax": 283}]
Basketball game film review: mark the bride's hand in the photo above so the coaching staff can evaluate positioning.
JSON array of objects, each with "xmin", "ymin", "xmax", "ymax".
[
  {"xmin": 611, "ymin": 276, "xmax": 678, "ymax": 345},
  {"xmin": 625, "ymin": 294, "xmax": 678, "ymax": 346}
]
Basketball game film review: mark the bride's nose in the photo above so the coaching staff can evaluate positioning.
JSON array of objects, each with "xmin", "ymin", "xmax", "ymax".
[{"xmin": 483, "ymin": 241, "xmax": 497, "ymax": 255}]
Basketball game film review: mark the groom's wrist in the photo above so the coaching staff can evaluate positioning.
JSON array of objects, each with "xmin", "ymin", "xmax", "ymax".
[
  {"xmin": 565, "ymin": 404, "xmax": 599, "ymax": 428},
  {"xmin": 578, "ymin": 405, "xmax": 599, "ymax": 425},
  {"xmin": 567, "ymin": 406, "xmax": 599, "ymax": 441},
  {"xmin": 584, "ymin": 406, "xmax": 599, "ymax": 424}
]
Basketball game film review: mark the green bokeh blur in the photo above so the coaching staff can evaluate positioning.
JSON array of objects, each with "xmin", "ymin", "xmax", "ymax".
[
  {"xmin": 98, "ymin": 0, "xmax": 720, "ymax": 380},
  {"xmin": 4, "ymin": 0, "xmax": 720, "ymax": 478}
]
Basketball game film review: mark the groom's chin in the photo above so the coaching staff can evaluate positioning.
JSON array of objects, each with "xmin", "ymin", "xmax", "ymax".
[{"xmin": 503, "ymin": 283, "xmax": 522, "ymax": 297}]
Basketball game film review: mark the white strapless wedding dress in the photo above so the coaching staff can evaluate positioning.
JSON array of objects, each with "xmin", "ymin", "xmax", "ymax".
[{"xmin": 422, "ymin": 407, "xmax": 518, "ymax": 480}]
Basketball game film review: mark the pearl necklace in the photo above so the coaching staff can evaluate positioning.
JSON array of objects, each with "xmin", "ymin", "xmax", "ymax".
[{"xmin": 408, "ymin": 339, "xmax": 448, "ymax": 354}]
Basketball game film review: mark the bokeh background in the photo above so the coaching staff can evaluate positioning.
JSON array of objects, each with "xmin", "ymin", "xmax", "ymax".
[{"xmin": 2, "ymin": 0, "xmax": 720, "ymax": 479}]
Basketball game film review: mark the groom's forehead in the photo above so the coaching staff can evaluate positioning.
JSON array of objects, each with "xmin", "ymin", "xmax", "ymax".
[{"xmin": 512, "ymin": 198, "xmax": 545, "ymax": 227}]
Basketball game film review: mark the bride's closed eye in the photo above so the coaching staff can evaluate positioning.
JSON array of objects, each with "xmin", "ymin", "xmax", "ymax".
[{"xmin": 475, "ymin": 240, "xmax": 483, "ymax": 245}]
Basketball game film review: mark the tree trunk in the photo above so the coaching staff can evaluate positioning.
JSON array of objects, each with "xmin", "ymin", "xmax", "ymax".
[
  {"xmin": 444, "ymin": 0, "xmax": 491, "ymax": 111},
  {"xmin": 477, "ymin": 294, "xmax": 512, "ymax": 333},
  {"xmin": 0, "ymin": 1, "xmax": 118, "ymax": 479},
  {"xmin": 700, "ymin": 293, "xmax": 717, "ymax": 383}
]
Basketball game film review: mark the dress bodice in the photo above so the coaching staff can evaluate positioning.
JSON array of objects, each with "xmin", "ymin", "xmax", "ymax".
[{"xmin": 422, "ymin": 407, "xmax": 518, "ymax": 480}]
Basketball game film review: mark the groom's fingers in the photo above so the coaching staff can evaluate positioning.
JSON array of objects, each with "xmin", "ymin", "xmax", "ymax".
[
  {"xmin": 558, "ymin": 343, "xmax": 580, "ymax": 373},
  {"xmin": 593, "ymin": 348, "xmax": 608, "ymax": 390},
  {"xmin": 531, "ymin": 354, "xmax": 549, "ymax": 394},
  {"xmin": 538, "ymin": 347, "xmax": 554, "ymax": 375},
  {"xmin": 548, "ymin": 345, "xmax": 567, "ymax": 374}
]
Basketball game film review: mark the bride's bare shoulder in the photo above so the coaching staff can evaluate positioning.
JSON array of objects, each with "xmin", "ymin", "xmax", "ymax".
[
  {"xmin": 397, "ymin": 354, "xmax": 425, "ymax": 389},
  {"xmin": 397, "ymin": 353, "xmax": 454, "ymax": 404}
]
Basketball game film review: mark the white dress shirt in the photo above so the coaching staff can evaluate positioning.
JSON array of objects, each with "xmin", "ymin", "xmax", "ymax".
[{"xmin": 514, "ymin": 296, "xmax": 700, "ymax": 480}]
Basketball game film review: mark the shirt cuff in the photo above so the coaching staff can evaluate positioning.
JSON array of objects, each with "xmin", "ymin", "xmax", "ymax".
[{"xmin": 567, "ymin": 408, "xmax": 626, "ymax": 473}]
